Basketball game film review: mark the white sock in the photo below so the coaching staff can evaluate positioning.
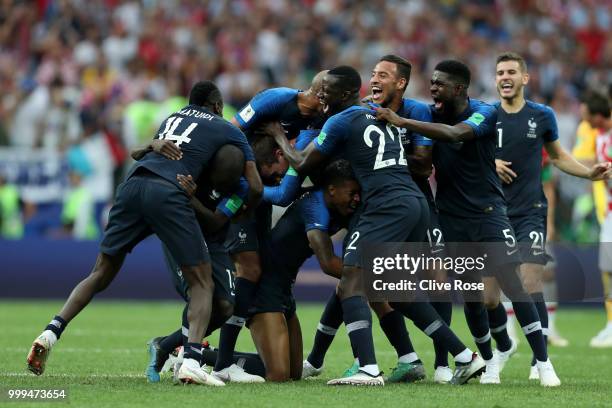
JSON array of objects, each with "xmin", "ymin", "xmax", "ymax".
[
  {"xmin": 606, "ymin": 321, "xmax": 612, "ymax": 330},
  {"xmin": 360, "ymin": 364, "xmax": 380, "ymax": 376},
  {"xmin": 454, "ymin": 348, "xmax": 472, "ymax": 364},
  {"xmin": 40, "ymin": 330, "xmax": 58, "ymax": 348},
  {"xmin": 398, "ymin": 352, "xmax": 419, "ymax": 364},
  {"xmin": 354, "ymin": 357, "xmax": 359, "ymax": 365}
]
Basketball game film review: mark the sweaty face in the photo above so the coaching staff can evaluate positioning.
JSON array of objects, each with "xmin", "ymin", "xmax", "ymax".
[
  {"xmin": 329, "ymin": 179, "xmax": 361, "ymax": 217},
  {"xmin": 430, "ymin": 71, "xmax": 458, "ymax": 115},
  {"xmin": 496, "ymin": 60, "xmax": 528, "ymax": 101},
  {"xmin": 370, "ymin": 61, "xmax": 405, "ymax": 107},
  {"xmin": 259, "ymin": 153, "xmax": 289, "ymax": 186},
  {"xmin": 319, "ymin": 75, "xmax": 346, "ymax": 116}
]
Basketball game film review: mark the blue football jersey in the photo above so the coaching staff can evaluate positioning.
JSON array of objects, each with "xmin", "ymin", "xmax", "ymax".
[
  {"xmin": 495, "ymin": 100, "xmax": 559, "ymax": 216},
  {"xmin": 235, "ymin": 87, "xmax": 323, "ymax": 140},
  {"xmin": 314, "ymin": 105, "xmax": 423, "ymax": 204},
  {"xmin": 432, "ymin": 99, "xmax": 506, "ymax": 217},
  {"xmin": 131, "ymin": 105, "xmax": 254, "ymax": 189}
]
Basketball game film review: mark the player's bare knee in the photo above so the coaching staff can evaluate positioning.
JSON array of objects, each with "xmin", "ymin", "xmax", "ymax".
[
  {"xmin": 233, "ymin": 252, "xmax": 262, "ymax": 281},
  {"xmin": 214, "ymin": 298, "xmax": 234, "ymax": 322},
  {"xmin": 266, "ymin": 367, "xmax": 290, "ymax": 382}
]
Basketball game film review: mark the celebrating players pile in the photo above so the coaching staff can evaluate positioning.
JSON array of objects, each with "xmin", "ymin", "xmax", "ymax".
[{"xmin": 26, "ymin": 52, "xmax": 612, "ymax": 388}]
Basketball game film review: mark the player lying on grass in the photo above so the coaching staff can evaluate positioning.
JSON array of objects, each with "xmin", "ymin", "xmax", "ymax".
[{"xmin": 132, "ymin": 140, "xmax": 265, "ymax": 384}]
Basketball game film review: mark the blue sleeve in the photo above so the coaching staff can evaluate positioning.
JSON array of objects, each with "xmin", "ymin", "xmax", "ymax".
[
  {"xmin": 262, "ymin": 129, "xmax": 318, "ymax": 206},
  {"xmin": 462, "ymin": 102, "xmax": 497, "ymax": 139},
  {"xmin": 227, "ymin": 126, "xmax": 255, "ymax": 162},
  {"xmin": 216, "ymin": 177, "xmax": 249, "ymax": 218},
  {"xmin": 542, "ymin": 106, "xmax": 559, "ymax": 143},
  {"xmin": 301, "ymin": 190, "xmax": 330, "ymax": 232},
  {"xmin": 313, "ymin": 114, "xmax": 347, "ymax": 156},
  {"xmin": 408, "ymin": 102, "xmax": 433, "ymax": 146},
  {"xmin": 233, "ymin": 88, "xmax": 297, "ymax": 130}
]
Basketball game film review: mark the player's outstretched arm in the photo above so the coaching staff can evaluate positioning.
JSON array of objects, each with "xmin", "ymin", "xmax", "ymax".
[
  {"xmin": 130, "ymin": 139, "xmax": 183, "ymax": 161},
  {"xmin": 307, "ymin": 229, "xmax": 343, "ymax": 279},
  {"xmin": 374, "ymin": 107, "xmax": 475, "ymax": 143},
  {"xmin": 545, "ymin": 140, "xmax": 612, "ymax": 180}
]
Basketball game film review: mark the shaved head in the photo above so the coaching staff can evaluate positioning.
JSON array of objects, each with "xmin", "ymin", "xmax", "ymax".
[{"xmin": 310, "ymin": 69, "xmax": 329, "ymax": 94}]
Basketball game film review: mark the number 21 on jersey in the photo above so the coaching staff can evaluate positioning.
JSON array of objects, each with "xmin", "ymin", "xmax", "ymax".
[{"xmin": 363, "ymin": 124, "xmax": 407, "ymax": 170}]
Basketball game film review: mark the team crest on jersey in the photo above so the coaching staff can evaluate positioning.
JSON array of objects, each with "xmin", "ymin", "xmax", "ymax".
[
  {"xmin": 238, "ymin": 230, "xmax": 248, "ymax": 244},
  {"xmin": 527, "ymin": 117, "xmax": 537, "ymax": 138},
  {"xmin": 239, "ymin": 104, "xmax": 255, "ymax": 123}
]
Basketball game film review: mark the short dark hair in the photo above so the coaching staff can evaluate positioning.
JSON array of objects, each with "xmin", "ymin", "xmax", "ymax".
[
  {"xmin": 189, "ymin": 81, "xmax": 222, "ymax": 107},
  {"xmin": 323, "ymin": 159, "xmax": 355, "ymax": 187},
  {"xmin": 586, "ymin": 92, "xmax": 611, "ymax": 118},
  {"xmin": 210, "ymin": 144, "xmax": 244, "ymax": 180},
  {"xmin": 379, "ymin": 54, "xmax": 412, "ymax": 88},
  {"xmin": 434, "ymin": 60, "xmax": 471, "ymax": 87},
  {"xmin": 251, "ymin": 134, "xmax": 279, "ymax": 169},
  {"xmin": 327, "ymin": 65, "xmax": 361, "ymax": 93},
  {"xmin": 496, "ymin": 52, "xmax": 528, "ymax": 72}
]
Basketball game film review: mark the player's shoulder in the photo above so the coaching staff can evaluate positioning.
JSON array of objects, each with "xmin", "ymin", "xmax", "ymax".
[
  {"xmin": 468, "ymin": 98, "xmax": 497, "ymax": 119},
  {"xmin": 525, "ymin": 100, "xmax": 556, "ymax": 119},
  {"xmin": 253, "ymin": 87, "xmax": 299, "ymax": 102},
  {"xmin": 402, "ymin": 98, "xmax": 429, "ymax": 111},
  {"xmin": 402, "ymin": 98, "xmax": 431, "ymax": 117},
  {"xmin": 327, "ymin": 105, "xmax": 371, "ymax": 125}
]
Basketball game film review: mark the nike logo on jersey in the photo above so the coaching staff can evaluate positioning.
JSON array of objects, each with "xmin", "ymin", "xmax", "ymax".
[{"xmin": 506, "ymin": 248, "xmax": 519, "ymax": 256}]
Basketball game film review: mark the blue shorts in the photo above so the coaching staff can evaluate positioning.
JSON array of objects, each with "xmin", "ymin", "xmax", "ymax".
[
  {"xmin": 224, "ymin": 204, "xmax": 272, "ymax": 255},
  {"xmin": 509, "ymin": 214, "xmax": 550, "ymax": 265},
  {"xmin": 439, "ymin": 212, "xmax": 522, "ymax": 273},
  {"xmin": 163, "ymin": 243, "xmax": 235, "ymax": 303},
  {"xmin": 100, "ymin": 169, "xmax": 209, "ymax": 266},
  {"xmin": 343, "ymin": 196, "xmax": 429, "ymax": 268}
]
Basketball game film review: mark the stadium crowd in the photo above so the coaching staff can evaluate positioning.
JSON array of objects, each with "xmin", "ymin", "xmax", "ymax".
[{"xmin": 0, "ymin": 0, "xmax": 610, "ymax": 240}]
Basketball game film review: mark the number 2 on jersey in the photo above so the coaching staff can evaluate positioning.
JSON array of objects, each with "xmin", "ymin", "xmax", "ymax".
[{"xmin": 363, "ymin": 124, "xmax": 407, "ymax": 170}]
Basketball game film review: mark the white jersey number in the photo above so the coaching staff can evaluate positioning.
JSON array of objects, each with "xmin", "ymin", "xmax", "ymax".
[{"xmin": 363, "ymin": 124, "xmax": 408, "ymax": 170}]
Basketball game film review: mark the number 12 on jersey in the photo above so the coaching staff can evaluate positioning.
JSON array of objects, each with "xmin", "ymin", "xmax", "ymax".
[{"xmin": 363, "ymin": 124, "xmax": 407, "ymax": 170}]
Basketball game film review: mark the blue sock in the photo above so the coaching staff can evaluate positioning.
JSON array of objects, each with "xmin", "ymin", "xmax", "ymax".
[
  {"xmin": 464, "ymin": 302, "xmax": 493, "ymax": 360},
  {"xmin": 184, "ymin": 342, "xmax": 203, "ymax": 364},
  {"xmin": 342, "ymin": 296, "xmax": 377, "ymax": 369},
  {"xmin": 513, "ymin": 300, "xmax": 547, "ymax": 362},
  {"xmin": 45, "ymin": 315, "xmax": 67, "ymax": 339},
  {"xmin": 488, "ymin": 302, "xmax": 512, "ymax": 352},
  {"xmin": 307, "ymin": 292, "xmax": 343, "ymax": 369},
  {"xmin": 431, "ymin": 301, "xmax": 452, "ymax": 368},
  {"xmin": 379, "ymin": 310, "xmax": 419, "ymax": 363},
  {"xmin": 214, "ymin": 277, "xmax": 256, "ymax": 371},
  {"xmin": 530, "ymin": 292, "xmax": 548, "ymax": 365}
]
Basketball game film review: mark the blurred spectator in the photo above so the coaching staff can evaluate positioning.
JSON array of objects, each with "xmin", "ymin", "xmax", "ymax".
[
  {"xmin": 0, "ymin": 174, "xmax": 23, "ymax": 239},
  {"xmin": 0, "ymin": 0, "xmax": 608, "ymax": 241},
  {"xmin": 59, "ymin": 170, "xmax": 99, "ymax": 240}
]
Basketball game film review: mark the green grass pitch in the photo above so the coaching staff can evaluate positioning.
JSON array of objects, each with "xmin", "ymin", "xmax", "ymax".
[{"xmin": 0, "ymin": 301, "xmax": 610, "ymax": 407}]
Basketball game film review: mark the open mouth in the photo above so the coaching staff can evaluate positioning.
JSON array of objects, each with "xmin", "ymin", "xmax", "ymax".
[
  {"xmin": 371, "ymin": 86, "xmax": 383, "ymax": 102},
  {"xmin": 500, "ymin": 82, "xmax": 514, "ymax": 94},
  {"xmin": 432, "ymin": 97, "xmax": 444, "ymax": 111}
]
